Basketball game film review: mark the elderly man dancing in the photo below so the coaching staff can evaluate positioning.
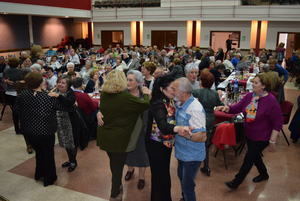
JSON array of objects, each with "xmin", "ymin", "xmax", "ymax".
[{"xmin": 172, "ymin": 77, "xmax": 207, "ymax": 201}]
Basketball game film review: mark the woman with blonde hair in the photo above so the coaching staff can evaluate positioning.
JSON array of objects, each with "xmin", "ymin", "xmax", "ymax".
[{"xmin": 97, "ymin": 70, "xmax": 150, "ymax": 201}]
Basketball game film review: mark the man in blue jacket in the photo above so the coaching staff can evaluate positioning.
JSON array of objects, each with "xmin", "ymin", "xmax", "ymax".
[{"xmin": 172, "ymin": 77, "xmax": 207, "ymax": 201}]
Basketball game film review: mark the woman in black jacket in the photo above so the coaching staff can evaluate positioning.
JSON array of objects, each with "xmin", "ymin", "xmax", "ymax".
[
  {"xmin": 146, "ymin": 73, "xmax": 189, "ymax": 201},
  {"xmin": 84, "ymin": 70, "xmax": 99, "ymax": 93},
  {"xmin": 15, "ymin": 72, "xmax": 58, "ymax": 186}
]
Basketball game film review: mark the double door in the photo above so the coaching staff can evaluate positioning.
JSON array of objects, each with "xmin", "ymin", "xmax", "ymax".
[{"xmin": 151, "ymin": 31, "xmax": 177, "ymax": 49}]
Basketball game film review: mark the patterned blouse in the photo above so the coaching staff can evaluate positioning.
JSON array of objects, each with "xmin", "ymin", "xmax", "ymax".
[
  {"xmin": 149, "ymin": 98, "xmax": 176, "ymax": 143},
  {"xmin": 15, "ymin": 89, "xmax": 57, "ymax": 136}
]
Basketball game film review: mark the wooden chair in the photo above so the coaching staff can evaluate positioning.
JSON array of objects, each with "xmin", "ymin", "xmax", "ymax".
[{"xmin": 280, "ymin": 100, "xmax": 294, "ymax": 146}]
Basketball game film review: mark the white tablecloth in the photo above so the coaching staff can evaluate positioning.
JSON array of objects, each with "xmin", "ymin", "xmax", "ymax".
[{"xmin": 217, "ymin": 72, "xmax": 256, "ymax": 92}]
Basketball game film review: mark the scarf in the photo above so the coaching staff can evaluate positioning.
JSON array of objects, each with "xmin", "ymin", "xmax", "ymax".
[{"xmin": 245, "ymin": 93, "xmax": 260, "ymax": 123}]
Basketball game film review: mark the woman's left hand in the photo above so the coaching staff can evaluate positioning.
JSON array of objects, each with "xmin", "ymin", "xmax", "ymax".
[
  {"xmin": 163, "ymin": 141, "xmax": 173, "ymax": 148},
  {"xmin": 48, "ymin": 92, "xmax": 59, "ymax": 98}
]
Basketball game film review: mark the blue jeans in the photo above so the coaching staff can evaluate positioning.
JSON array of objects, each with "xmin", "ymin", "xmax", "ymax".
[{"xmin": 177, "ymin": 160, "xmax": 201, "ymax": 201}]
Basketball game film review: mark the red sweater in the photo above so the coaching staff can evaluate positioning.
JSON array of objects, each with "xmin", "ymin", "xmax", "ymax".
[{"xmin": 74, "ymin": 91, "xmax": 98, "ymax": 115}]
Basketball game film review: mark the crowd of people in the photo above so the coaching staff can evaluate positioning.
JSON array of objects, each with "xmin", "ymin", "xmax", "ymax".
[{"xmin": 0, "ymin": 42, "xmax": 299, "ymax": 201}]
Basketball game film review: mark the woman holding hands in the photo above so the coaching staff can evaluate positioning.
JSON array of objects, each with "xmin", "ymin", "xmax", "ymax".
[{"xmin": 216, "ymin": 73, "xmax": 283, "ymax": 189}]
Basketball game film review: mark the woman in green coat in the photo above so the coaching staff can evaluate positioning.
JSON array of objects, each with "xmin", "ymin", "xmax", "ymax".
[{"xmin": 97, "ymin": 70, "xmax": 150, "ymax": 201}]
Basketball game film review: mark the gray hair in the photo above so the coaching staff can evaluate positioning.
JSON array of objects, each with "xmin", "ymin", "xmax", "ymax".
[
  {"xmin": 30, "ymin": 63, "xmax": 42, "ymax": 72},
  {"xmin": 85, "ymin": 60, "xmax": 92, "ymax": 66},
  {"xmin": 262, "ymin": 64, "xmax": 270, "ymax": 72},
  {"xmin": 131, "ymin": 52, "xmax": 137, "ymax": 57},
  {"xmin": 67, "ymin": 62, "xmax": 75, "ymax": 68},
  {"xmin": 127, "ymin": 70, "xmax": 144, "ymax": 85},
  {"xmin": 184, "ymin": 63, "xmax": 199, "ymax": 74},
  {"xmin": 176, "ymin": 77, "xmax": 193, "ymax": 94},
  {"xmin": 215, "ymin": 60, "xmax": 222, "ymax": 65},
  {"xmin": 209, "ymin": 56, "xmax": 215, "ymax": 63},
  {"xmin": 36, "ymin": 59, "xmax": 44, "ymax": 65}
]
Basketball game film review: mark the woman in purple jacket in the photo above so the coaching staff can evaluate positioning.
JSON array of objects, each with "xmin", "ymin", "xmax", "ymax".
[{"xmin": 216, "ymin": 73, "xmax": 283, "ymax": 190}]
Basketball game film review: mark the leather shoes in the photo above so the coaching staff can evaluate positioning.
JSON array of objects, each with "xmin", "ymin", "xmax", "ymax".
[
  {"xmin": 68, "ymin": 162, "xmax": 77, "ymax": 172},
  {"xmin": 200, "ymin": 167, "xmax": 211, "ymax": 176},
  {"xmin": 225, "ymin": 181, "xmax": 239, "ymax": 190},
  {"xmin": 252, "ymin": 174, "xmax": 269, "ymax": 183},
  {"xmin": 125, "ymin": 169, "xmax": 134, "ymax": 181},
  {"xmin": 137, "ymin": 179, "xmax": 145, "ymax": 190},
  {"xmin": 61, "ymin": 161, "xmax": 70, "ymax": 168},
  {"xmin": 27, "ymin": 146, "xmax": 33, "ymax": 154}
]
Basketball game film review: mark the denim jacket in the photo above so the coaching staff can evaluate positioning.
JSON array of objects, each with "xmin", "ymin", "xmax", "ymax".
[{"xmin": 175, "ymin": 96, "xmax": 206, "ymax": 162}]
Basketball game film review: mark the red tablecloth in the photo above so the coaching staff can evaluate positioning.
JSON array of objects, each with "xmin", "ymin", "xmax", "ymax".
[
  {"xmin": 212, "ymin": 123, "xmax": 236, "ymax": 150},
  {"xmin": 214, "ymin": 111, "xmax": 235, "ymax": 124},
  {"xmin": 230, "ymin": 79, "xmax": 247, "ymax": 87}
]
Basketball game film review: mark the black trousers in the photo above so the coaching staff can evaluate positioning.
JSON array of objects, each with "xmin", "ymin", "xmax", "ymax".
[
  {"xmin": 233, "ymin": 139, "xmax": 269, "ymax": 185},
  {"xmin": 106, "ymin": 152, "xmax": 127, "ymax": 198},
  {"xmin": 203, "ymin": 129, "xmax": 213, "ymax": 168},
  {"xmin": 146, "ymin": 140, "xmax": 172, "ymax": 201},
  {"xmin": 5, "ymin": 95, "xmax": 20, "ymax": 133},
  {"xmin": 28, "ymin": 134, "xmax": 57, "ymax": 185}
]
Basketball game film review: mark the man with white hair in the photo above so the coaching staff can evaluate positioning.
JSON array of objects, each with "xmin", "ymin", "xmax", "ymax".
[
  {"xmin": 69, "ymin": 49, "xmax": 80, "ymax": 65},
  {"xmin": 46, "ymin": 67, "xmax": 57, "ymax": 90},
  {"xmin": 36, "ymin": 59, "xmax": 45, "ymax": 68},
  {"xmin": 64, "ymin": 62, "xmax": 80, "ymax": 77},
  {"xmin": 30, "ymin": 63, "xmax": 42, "ymax": 73},
  {"xmin": 128, "ymin": 52, "xmax": 141, "ymax": 70},
  {"xmin": 171, "ymin": 77, "xmax": 207, "ymax": 201},
  {"xmin": 157, "ymin": 49, "xmax": 169, "ymax": 67}
]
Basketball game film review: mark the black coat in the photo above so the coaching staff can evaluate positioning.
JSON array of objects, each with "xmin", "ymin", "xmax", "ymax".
[
  {"xmin": 84, "ymin": 79, "xmax": 95, "ymax": 93},
  {"xmin": 15, "ymin": 89, "xmax": 57, "ymax": 136}
]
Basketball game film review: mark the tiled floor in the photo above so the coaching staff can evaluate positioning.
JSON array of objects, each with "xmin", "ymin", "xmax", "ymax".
[{"xmin": 0, "ymin": 86, "xmax": 299, "ymax": 201}]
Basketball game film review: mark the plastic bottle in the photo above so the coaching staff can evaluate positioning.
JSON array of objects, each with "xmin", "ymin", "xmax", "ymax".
[{"xmin": 233, "ymin": 79, "xmax": 239, "ymax": 94}]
